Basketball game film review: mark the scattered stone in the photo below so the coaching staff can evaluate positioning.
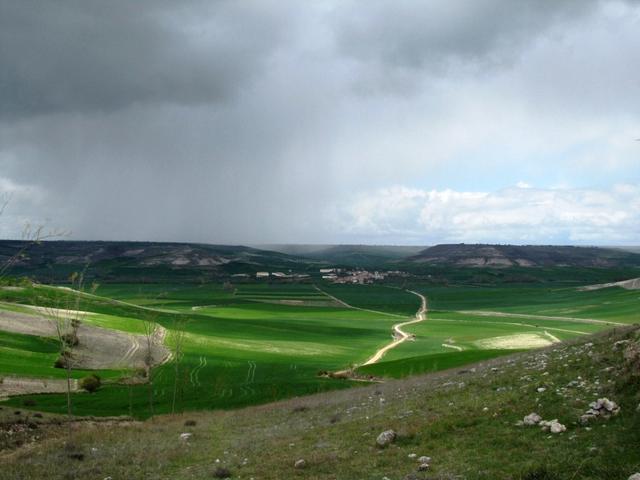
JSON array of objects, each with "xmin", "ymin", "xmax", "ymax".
[
  {"xmin": 539, "ymin": 419, "xmax": 566, "ymax": 433},
  {"xmin": 537, "ymin": 387, "xmax": 546, "ymax": 393},
  {"xmin": 418, "ymin": 456, "xmax": 431, "ymax": 464},
  {"xmin": 376, "ymin": 429, "xmax": 396, "ymax": 447},
  {"xmin": 628, "ymin": 474, "xmax": 640, "ymax": 480},
  {"xmin": 580, "ymin": 397, "xmax": 620, "ymax": 423},
  {"xmin": 407, "ymin": 453, "xmax": 417, "ymax": 459},
  {"xmin": 523, "ymin": 413, "xmax": 542, "ymax": 425},
  {"xmin": 179, "ymin": 432, "xmax": 192, "ymax": 441},
  {"xmin": 613, "ymin": 339, "xmax": 630, "ymax": 350},
  {"xmin": 418, "ymin": 463, "xmax": 430, "ymax": 471},
  {"xmin": 294, "ymin": 459, "xmax": 306, "ymax": 469}
]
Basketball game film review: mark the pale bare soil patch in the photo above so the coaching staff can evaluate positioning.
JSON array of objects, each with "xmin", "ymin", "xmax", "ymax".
[
  {"xmin": 0, "ymin": 309, "xmax": 55, "ymax": 336},
  {"xmin": 0, "ymin": 377, "xmax": 78, "ymax": 398},
  {"xmin": 21, "ymin": 305, "xmax": 96, "ymax": 320},
  {"xmin": 0, "ymin": 309, "xmax": 169, "ymax": 379},
  {"xmin": 474, "ymin": 333, "xmax": 555, "ymax": 350},
  {"xmin": 578, "ymin": 277, "xmax": 640, "ymax": 291},
  {"xmin": 0, "ymin": 287, "xmax": 25, "ymax": 292}
]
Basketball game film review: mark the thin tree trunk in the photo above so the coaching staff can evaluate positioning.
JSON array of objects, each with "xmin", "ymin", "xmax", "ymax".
[
  {"xmin": 147, "ymin": 373, "xmax": 154, "ymax": 418},
  {"xmin": 128, "ymin": 383, "xmax": 133, "ymax": 418}
]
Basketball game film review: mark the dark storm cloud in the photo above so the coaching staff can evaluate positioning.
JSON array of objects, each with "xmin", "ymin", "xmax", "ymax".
[
  {"xmin": 0, "ymin": 0, "xmax": 291, "ymax": 118},
  {"xmin": 0, "ymin": 1, "xmax": 638, "ymax": 244},
  {"xmin": 335, "ymin": 0, "xmax": 603, "ymax": 72}
]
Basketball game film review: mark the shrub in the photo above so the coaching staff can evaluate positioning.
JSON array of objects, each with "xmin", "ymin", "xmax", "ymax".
[
  {"xmin": 521, "ymin": 467, "xmax": 560, "ymax": 480},
  {"xmin": 184, "ymin": 419, "xmax": 197, "ymax": 427},
  {"xmin": 212, "ymin": 467, "xmax": 231, "ymax": 479},
  {"xmin": 80, "ymin": 374, "xmax": 101, "ymax": 393},
  {"xmin": 61, "ymin": 332, "xmax": 79, "ymax": 347},
  {"xmin": 23, "ymin": 398, "xmax": 36, "ymax": 407},
  {"xmin": 67, "ymin": 452, "xmax": 85, "ymax": 461},
  {"xmin": 54, "ymin": 355, "xmax": 69, "ymax": 369},
  {"xmin": 54, "ymin": 349, "xmax": 73, "ymax": 369}
]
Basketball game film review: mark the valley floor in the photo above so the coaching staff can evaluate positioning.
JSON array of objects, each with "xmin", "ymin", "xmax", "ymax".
[{"xmin": 1, "ymin": 280, "xmax": 639, "ymax": 418}]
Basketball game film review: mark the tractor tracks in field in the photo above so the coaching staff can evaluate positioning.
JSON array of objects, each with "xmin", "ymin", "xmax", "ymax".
[
  {"xmin": 189, "ymin": 355, "xmax": 207, "ymax": 387},
  {"xmin": 120, "ymin": 335, "xmax": 141, "ymax": 366},
  {"xmin": 245, "ymin": 360, "xmax": 257, "ymax": 384}
]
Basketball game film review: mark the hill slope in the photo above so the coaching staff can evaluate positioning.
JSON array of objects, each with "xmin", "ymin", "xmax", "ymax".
[
  {"xmin": 410, "ymin": 243, "xmax": 640, "ymax": 268},
  {"xmin": 263, "ymin": 244, "xmax": 426, "ymax": 267},
  {"xmin": 0, "ymin": 240, "xmax": 314, "ymax": 282},
  {"xmin": 3, "ymin": 326, "xmax": 639, "ymax": 479}
]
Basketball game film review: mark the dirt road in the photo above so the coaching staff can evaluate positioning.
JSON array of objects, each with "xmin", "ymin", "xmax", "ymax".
[
  {"xmin": 456, "ymin": 310, "xmax": 623, "ymax": 326},
  {"xmin": 313, "ymin": 285, "xmax": 407, "ymax": 318},
  {"xmin": 362, "ymin": 290, "xmax": 427, "ymax": 366}
]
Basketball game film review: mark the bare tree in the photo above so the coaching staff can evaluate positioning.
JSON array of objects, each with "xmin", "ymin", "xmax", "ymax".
[
  {"xmin": 142, "ymin": 312, "xmax": 158, "ymax": 419},
  {"xmin": 38, "ymin": 269, "xmax": 96, "ymax": 422},
  {"xmin": 171, "ymin": 315, "xmax": 186, "ymax": 415},
  {"xmin": 0, "ymin": 195, "xmax": 68, "ymax": 282}
]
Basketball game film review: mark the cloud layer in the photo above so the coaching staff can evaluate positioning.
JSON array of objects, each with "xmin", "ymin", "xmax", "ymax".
[
  {"xmin": 342, "ymin": 184, "xmax": 640, "ymax": 245},
  {"xmin": 0, "ymin": 1, "xmax": 638, "ymax": 244}
]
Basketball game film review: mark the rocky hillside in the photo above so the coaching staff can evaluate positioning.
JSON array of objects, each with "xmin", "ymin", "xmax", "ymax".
[
  {"xmin": 409, "ymin": 244, "xmax": 640, "ymax": 268},
  {"xmin": 0, "ymin": 240, "xmax": 314, "ymax": 282},
  {"xmin": 2, "ymin": 326, "xmax": 639, "ymax": 479}
]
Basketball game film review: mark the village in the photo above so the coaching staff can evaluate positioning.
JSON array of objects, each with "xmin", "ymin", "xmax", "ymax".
[
  {"xmin": 319, "ymin": 268, "xmax": 409, "ymax": 284},
  {"xmin": 231, "ymin": 268, "xmax": 409, "ymax": 284}
]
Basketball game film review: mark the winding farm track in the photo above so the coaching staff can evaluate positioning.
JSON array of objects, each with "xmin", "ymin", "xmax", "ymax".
[
  {"xmin": 313, "ymin": 286, "xmax": 406, "ymax": 318},
  {"xmin": 362, "ymin": 290, "xmax": 427, "ymax": 365},
  {"xmin": 456, "ymin": 310, "xmax": 624, "ymax": 326}
]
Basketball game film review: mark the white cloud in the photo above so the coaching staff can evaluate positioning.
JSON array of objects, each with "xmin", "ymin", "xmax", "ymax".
[{"xmin": 339, "ymin": 184, "xmax": 640, "ymax": 244}]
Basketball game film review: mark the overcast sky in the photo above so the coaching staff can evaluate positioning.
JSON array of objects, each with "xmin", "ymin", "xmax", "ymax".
[{"xmin": 1, "ymin": 0, "xmax": 639, "ymax": 245}]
